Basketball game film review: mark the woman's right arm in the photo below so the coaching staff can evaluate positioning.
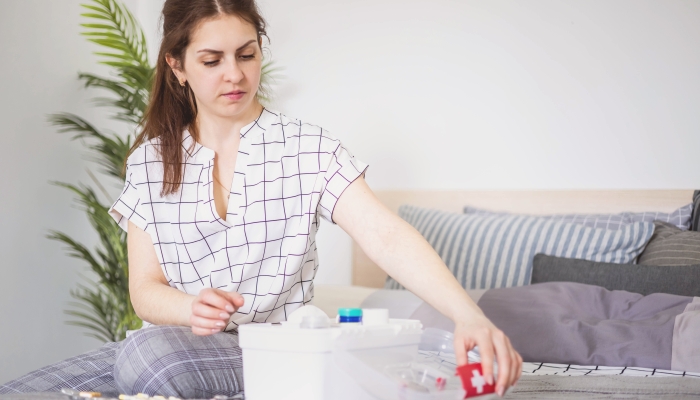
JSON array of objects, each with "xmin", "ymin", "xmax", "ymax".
[{"xmin": 127, "ymin": 220, "xmax": 244, "ymax": 335}]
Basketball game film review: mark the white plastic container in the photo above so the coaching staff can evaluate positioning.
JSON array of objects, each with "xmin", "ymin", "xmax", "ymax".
[{"xmin": 238, "ymin": 307, "xmax": 465, "ymax": 400}]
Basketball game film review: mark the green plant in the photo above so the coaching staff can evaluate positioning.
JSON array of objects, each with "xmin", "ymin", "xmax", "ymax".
[{"xmin": 47, "ymin": 0, "xmax": 280, "ymax": 343}]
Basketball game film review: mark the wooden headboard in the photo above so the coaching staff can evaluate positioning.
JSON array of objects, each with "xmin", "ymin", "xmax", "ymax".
[{"xmin": 352, "ymin": 190, "xmax": 694, "ymax": 288}]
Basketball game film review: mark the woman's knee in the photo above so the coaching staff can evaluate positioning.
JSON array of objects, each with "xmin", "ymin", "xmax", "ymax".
[{"xmin": 114, "ymin": 325, "xmax": 244, "ymax": 398}]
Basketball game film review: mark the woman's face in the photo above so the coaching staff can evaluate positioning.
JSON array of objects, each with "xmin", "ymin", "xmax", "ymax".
[{"xmin": 168, "ymin": 14, "xmax": 262, "ymax": 119}]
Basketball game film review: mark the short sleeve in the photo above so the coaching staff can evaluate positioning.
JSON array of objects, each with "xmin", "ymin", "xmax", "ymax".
[
  {"xmin": 317, "ymin": 136, "xmax": 369, "ymax": 224},
  {"xmin": 108, "ymin": 161, "xmax": 149, "ymax": 232}
]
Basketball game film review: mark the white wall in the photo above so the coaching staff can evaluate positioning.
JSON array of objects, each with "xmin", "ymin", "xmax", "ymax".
[
  {"xmin": 0, "ymin": 0, "xmax": 143, "ymax": 384},
  {"xmin": 260, "ymin": 0, "xmax": 700, "ymax": 190},
  {"xmin": 2, "ymin": 0, "xmax": 699, "ymax": 384}
]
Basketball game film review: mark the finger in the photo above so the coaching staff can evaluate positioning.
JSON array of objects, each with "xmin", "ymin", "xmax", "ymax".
[
  {"xmin": 190, "ymin": 315, "xmax": 228, "ymax": 331},
  {"xmin": 509, "ymin": 346, "xmax": 519, "ymax": 389},
  {"xmin": 200, "ymin": 289, "xmax": 235, "ymax": 312},
  {"xmin": 492, "ymin": 331, "xmax": 512, "ymax": 396},
  {"xmin": 192, "ymin": 301, "xmax": 231, "ymax": 320},
  {"xmin": 454, "ymin": 336, "xmax": 468, "ymax": 366},
  {"xmin": 515, "ymin": 352, "xmax": 523, "ymax": 383},
  {"xmin": 476, "ymin": 335, "xmax": 495, "ymax": 386},
  {"xmin": 223, "ymin": 291, "xmax": 245, "ymax": 309},
  {"xmin": 502, "ymin": 336, "xmax": 519, "ymax": 389},
  {"xmin": 191, "ymin": 325, "xmax": 217, "ymax": 336}
]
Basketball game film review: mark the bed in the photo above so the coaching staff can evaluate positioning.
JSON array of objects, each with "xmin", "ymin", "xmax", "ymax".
[{"xmin": 312, "ymin": 189, "xmax": 700, "ymax": 399}]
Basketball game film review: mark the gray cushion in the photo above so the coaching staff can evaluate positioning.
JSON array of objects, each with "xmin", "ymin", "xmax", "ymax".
[
  {"xmin": 463, "ymin": 204, "xmax": 694, "ymax": 231},
  {"xmin": 385, "ymin": 205, "xmax": 655, "ymax": 290},
  {"xmin": 638, "ymin": 221, "xmax": 700, "ymax": 266},
  {"xmin": 532, "ymin": 254, "xmax": 700, "ymax": 297},
  {"xmin": 692, "ymin": 190, "xmax": 700, "ymax": 231}
]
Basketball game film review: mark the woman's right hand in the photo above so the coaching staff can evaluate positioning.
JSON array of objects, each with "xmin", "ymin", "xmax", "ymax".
[{"xmin": 190, "ymin": 288, "xmax": 245, "ymax": 335}]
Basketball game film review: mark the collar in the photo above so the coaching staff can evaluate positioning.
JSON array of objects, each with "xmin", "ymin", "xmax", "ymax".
[{"xmin": 181, "ymin": 107, "xmax": 279, "ymax": 162}]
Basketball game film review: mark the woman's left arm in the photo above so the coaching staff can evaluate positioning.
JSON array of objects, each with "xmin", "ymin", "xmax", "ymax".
[{"xmin": 332, "ymin": 176, "xmax": 522, "ymax": 396}]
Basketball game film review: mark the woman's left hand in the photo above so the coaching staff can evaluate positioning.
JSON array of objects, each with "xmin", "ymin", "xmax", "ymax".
[{"xmin": 453, "ymin": 313, "xmax": 522, "ymax": 397}]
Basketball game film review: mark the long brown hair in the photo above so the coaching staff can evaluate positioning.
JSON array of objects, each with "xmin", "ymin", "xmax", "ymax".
[{"xmin": 125, "ymin": 0, "xmax": 267, "ymax": 197}]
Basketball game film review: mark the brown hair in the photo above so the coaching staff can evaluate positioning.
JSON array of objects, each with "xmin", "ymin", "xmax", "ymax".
[{"xmin": 125, "ymin": 0, "xmax": 267, "ymax": 197}]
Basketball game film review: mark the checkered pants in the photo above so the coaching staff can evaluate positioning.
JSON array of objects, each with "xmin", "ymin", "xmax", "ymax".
[{"xmin": 0, "ymin": 326, "xmax": 245, "ymax": 399}]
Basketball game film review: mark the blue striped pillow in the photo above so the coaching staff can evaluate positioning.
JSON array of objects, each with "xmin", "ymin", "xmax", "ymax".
[
  {"xmin": 385, "ymin": 205, "xmax": 655, "ymax": 290},
  {"xmin": 463, "ymin": 204, "xmax": 693, "ymax": 231}
]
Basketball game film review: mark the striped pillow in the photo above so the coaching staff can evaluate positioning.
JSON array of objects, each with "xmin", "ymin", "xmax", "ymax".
[
  {"xmin": 385, "ymin": 205, "xmax": 655, "ymax": 290},
  {"xmin": 463, "ymin": 204, "xmax": 693, "ymax": 231},
  {"xmin": 692, "ymin": 190, "xmax": 700, "ymax": 231},
  {"xmin": 638, "ymin": 221, "xmax": 700, "ymax": 265}
]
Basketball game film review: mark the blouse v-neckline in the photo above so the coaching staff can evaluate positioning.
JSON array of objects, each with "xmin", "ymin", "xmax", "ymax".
[{"xmin": 183, "ymin": 108, "xmax": 272, "ymax": 228}]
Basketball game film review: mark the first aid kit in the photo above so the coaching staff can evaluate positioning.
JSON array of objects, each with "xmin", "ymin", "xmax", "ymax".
[{"xmin": 239, "ymin": 305, "xmax": 499, "ymax": 400}]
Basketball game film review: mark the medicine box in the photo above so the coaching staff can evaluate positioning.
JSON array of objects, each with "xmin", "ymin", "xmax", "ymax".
[{"xmin": 238, "ymin": 307, "xmax": 466, "ymax": 400}]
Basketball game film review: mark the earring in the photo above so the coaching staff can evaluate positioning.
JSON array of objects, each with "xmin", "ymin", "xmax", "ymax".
[{"xmin": 179, "ymin": 78, "xmax": 186, "ymax": 87}]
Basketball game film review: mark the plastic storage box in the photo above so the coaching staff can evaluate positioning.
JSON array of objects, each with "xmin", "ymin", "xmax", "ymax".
[{"xmin": 238, "ymin": 306, "xmax": 467, "ymax": 400}]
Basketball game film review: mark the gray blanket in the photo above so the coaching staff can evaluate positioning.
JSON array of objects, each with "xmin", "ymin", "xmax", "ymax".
[
  {"xmin": 477, "ymin": 282, "xmax": 699, "ymax": 372},
  {"xmin": 364, "ymin": 282, "xmax": 700, "ymax": 372}
]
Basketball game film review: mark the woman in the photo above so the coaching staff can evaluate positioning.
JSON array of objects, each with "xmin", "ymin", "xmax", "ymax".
[{"xmin": 1, "ymin": 0, "xmax": 521, "ymax": 398}]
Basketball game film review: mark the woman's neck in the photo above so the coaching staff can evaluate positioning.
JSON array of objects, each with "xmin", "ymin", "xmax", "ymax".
[{"xmin": 196, "ymin": 101, "xmax": 264, "ymax": 149}]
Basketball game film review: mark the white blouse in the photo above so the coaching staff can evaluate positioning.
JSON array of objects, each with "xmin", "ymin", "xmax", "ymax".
[{"xmin": 108, "ymin": 108, "xmax": 368, "ymax": 330}]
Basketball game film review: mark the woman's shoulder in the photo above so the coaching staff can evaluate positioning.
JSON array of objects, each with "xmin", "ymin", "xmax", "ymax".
[
  {"xmin": 126, "ymin": 135, "xmax": 164, "ymax": 166},
  {"xmin": 123, "ymin": 136, "xmax": 166, "ymax": 189},
  {"xmin": 271, "ymin": 110, "xmax": 342, "ymax": 144}
]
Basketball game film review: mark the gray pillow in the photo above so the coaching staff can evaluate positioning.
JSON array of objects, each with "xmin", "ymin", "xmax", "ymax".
[
  {"xmin": 692, "ymin": 190, "xmax": 700, "ymax": 231},
  {"xmin": 531, "ymin": 254, "xmax": 700, "ymax": 297},
  {"xmin": 463, "ymin": 204, "xmax": 694, "ymax": 231},
  {"xmin": 638, "ymin": 221, "xmax": 700, "ymax": 266},
  {"xmin": 385, "ymin": 205, "xmax": 655, "ymax": 290}
]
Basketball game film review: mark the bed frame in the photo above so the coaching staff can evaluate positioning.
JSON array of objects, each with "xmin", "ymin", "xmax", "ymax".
[{"xmin": 352, "ymin": 190, "xmax": 694, "ymax": 288}]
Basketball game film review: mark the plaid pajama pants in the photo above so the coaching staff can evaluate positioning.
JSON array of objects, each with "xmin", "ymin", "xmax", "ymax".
[{"xmin": 0, "ymin": 326, "xmax": 245, "ymax": 399}]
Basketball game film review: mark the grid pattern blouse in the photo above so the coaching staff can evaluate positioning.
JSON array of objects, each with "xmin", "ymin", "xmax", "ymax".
[{"xmin": 108, "ymin": 108, "xmax": 368, "ymax": 330}]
